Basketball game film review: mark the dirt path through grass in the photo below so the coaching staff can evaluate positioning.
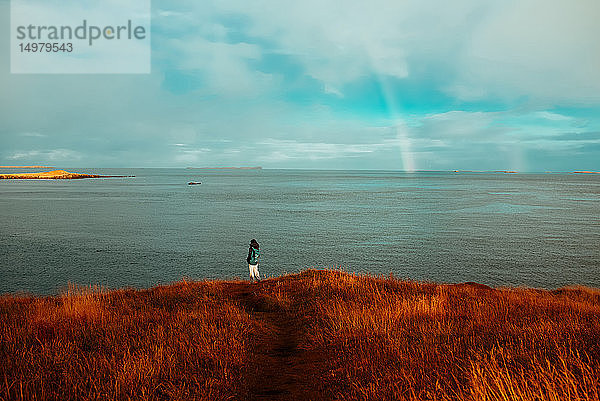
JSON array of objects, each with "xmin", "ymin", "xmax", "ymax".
[{"xmin": 227, "ymin": 282, "xmax": 325, "ymax": 401}]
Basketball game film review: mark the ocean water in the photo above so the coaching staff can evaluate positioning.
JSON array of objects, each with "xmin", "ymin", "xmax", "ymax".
[{"xmin": 1, "ymin": 169, "xmax": 599, "ymax": 294}]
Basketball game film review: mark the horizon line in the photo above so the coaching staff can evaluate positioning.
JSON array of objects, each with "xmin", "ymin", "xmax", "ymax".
[{"xmin": 2, "ymin": 166, "xmax": 599, "ymax": 174}]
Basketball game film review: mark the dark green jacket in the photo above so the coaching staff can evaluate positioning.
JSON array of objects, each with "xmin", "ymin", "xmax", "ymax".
[{"xmin": 247, "ymin": 246, "xmax": 260, "ymax": 265}]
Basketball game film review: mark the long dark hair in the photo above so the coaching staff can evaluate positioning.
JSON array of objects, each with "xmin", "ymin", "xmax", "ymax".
[{"xmin": 250, "ymin": 239, "xmax": 259, "ymax": 249}]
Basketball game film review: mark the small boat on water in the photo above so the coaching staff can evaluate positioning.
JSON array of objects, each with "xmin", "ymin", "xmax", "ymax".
[{"xmin": 188, "ymin": 181, "xmax": 201, "ymax": 185}]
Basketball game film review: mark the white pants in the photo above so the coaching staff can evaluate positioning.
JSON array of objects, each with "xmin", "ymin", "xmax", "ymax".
[{"xmin": 249, "ymin": 263, "xmax": 260, "ymax": 281}]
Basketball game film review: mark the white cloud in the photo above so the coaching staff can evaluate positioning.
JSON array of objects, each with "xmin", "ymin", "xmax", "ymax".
[
  {"xmin": 155, "ymin": 9, "xmax": 187, "ymax": 18},
  {"xmin": 323, "ymin": 84, "xmax": 343, "ymax": 98},
  {"xmin": 450, "ymin": 0, "xmax": 600, "ymax": 104},
  {"xmin": 257, "ymin": 139, "xmax": 375, "ymax": 161},
  {"xmin": 164, "ymin": 37, "xmax": 277, "ymax": 96},
  {"xmin": 210, "ymin": 0, "xmax": 599, "ymax": 104},
  {"xmin": 534, "ymin": 112, "xmax": 573, "ymax": 122},
  {"xmin": 19, "ymin": 132, "xmax": 46, "ymax": 137},
  {"xmin": 411, "ymin": 111, "xmax": 503, "ymax": 140},
  {"xmin": 173, "ymin": 147, "xmax": 212, "ymax": 164},
  {"xmin": 8, "ymin": 149, "xmax": 83, "ymax": 161},
  {"xmin": 212, "ymin": 0, "xmax": 422, "ymax": 87}
]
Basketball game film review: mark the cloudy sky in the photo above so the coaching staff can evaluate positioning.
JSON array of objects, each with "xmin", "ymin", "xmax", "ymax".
[{"xmin": 1, "ymin": 0, "xmax": 599, "ymax": 170}]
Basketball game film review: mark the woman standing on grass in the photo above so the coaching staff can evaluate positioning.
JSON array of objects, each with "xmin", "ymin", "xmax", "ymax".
[{"xmin": 247, "ymin": 239, "xmax": 260, "ymax": 282}]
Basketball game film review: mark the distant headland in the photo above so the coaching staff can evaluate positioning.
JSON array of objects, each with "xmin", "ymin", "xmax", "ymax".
[
  {"xmin": 453, "ymin": 170, "xmax": 518, "ymax": 173},
  {"xmin": 186, "ymin": 166, "xmax": 262, "ymax": 170},
  {"xmin": 0, "ymin": 170, "xmax": 134, "ymax": 179}
]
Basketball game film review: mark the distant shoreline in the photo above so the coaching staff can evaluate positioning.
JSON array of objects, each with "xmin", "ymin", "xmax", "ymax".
[
  {"xmin": 453, "ymin": 170, "xmax": 518, "ymax": 173},
  {"xmin": 0, "ymin": 170, "xmax": 134, "ymax": 179},
  {"xmin": 186, "ymin": 166, "xmax": 262, "ymax": 170}
]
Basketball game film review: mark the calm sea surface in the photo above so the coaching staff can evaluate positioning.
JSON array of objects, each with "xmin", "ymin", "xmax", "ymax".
[{"xmin": 1, "ymin": 169, "xmax": 599, "ymax": 294}]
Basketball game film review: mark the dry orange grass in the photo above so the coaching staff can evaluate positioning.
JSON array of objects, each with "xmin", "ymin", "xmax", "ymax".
[
  {"xmin": 1, "ymin": 270, "xmax": 599, "ymax": 400},
  {"xmin": 286, "ymin": 270, "xmax": 600, "ymax": 400},
  {"xmin": 0, "ymin": 280, "xmax": 259, "ymax": 400}
]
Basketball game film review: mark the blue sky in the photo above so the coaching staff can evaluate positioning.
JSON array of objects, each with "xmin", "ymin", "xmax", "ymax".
[{"xmin": 1, "ymin": 0, "xmax": 599, "ymax": 170}]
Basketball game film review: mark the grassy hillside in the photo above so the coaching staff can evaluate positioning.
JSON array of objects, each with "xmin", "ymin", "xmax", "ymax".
[{"xmin": 1, "ymin": 270, "xmax": 599, "ymax": 400}]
